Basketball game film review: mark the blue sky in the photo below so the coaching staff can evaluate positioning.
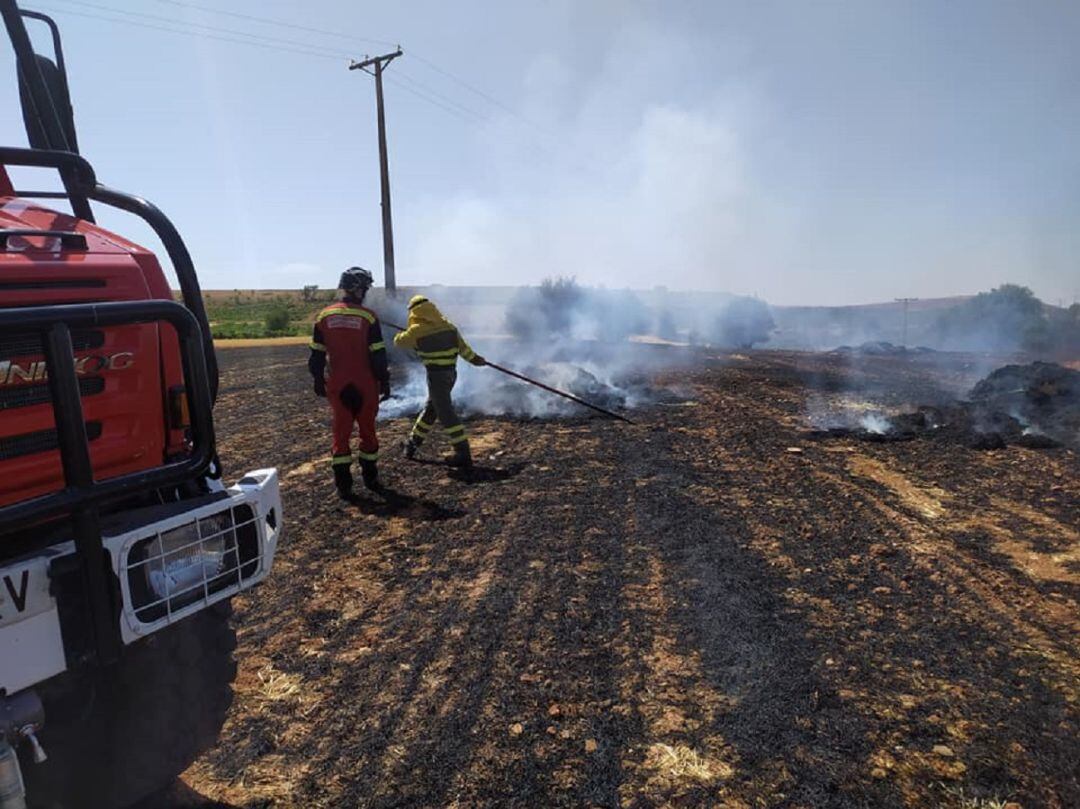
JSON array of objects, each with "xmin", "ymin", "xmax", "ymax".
[{"xmin": 2, "ymin": 0, "xmax": 1078, "ymax": 305}]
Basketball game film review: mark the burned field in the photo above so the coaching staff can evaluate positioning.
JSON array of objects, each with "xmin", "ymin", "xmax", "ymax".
[{"xmin": 182, "ymin": 345, "xmax": 1077, "ymax": 808}]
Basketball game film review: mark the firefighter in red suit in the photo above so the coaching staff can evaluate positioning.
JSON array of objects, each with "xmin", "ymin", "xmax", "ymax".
[{"xmin": 308, "ymin": 267, "xmax": 390, "ymax": 496}]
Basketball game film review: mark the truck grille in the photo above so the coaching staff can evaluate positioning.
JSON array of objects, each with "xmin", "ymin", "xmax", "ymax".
[
  {"xmin": 0, "ymin": 421, "xmax": 102, "ymax": 461},
  {"xmin": 0, "ymin": 377, "xmax": 106, "ymax": 411},
  {"xmin": 0, "ymin": 330, "xmax": 105, "ymax": 360}
]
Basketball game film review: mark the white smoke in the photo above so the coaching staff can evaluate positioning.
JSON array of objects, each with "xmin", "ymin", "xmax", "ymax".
[
  {"xmin": 409, "ymin": 101, "xmax": 763, "ymax": 294},
  {"xmin": 373, "ymin": 285, "xmax": 688, "ymax": 422},
  {"xmin": 859, "ymin": 413, "xmax": 893, "ymax": 435},
  {"xmin": 404, "ymin": 13, "xmax": 778, "ymax": 299},
  {"xmin": 379, "ymin": 357, "xmax": 646, "ymax": 422}
]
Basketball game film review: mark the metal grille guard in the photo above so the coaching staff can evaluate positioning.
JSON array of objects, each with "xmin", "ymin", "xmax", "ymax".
[{"xmin": 0, "ymin": 300, "xmax": 215, "ymax": 667}]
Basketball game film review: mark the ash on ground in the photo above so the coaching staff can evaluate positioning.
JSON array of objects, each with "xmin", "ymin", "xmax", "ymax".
[{"xmin": 806, "ymin": 361, "xmax": 1080, "ymax": 450}]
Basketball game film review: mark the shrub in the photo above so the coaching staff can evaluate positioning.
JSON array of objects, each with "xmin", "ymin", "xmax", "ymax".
[
  {"xmin": 713, "ymin": 296, "xmax": 775, "ymax": 349},
  {"xmin": 505, "ymin": 278, "xmax": 650, "ymax": 342},
  {"xmin": 264, "ymin": 304, "xmax": 292, "ymax": 335},
  {"xmin": 505, "ymin": 277, "xmax": 585, "ymax": 340}
]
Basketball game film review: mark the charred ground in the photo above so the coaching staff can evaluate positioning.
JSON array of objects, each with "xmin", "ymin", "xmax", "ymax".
[{"xmin": 175, "ymin": 345, "xmax": 1077, "ymax": 808}]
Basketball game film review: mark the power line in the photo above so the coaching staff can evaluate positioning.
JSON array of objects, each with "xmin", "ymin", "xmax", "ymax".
[
  {"xmin": 384, "ymin": 75, "xmax": 485, "ymax": 123},
  {"xmin": 152, "ymin": 0, "xmax": 396, "ymax": 49},
  {"xmin": 392, "ymin": 69, "xmax": 489, "ymax": 122},
  {"xmin": 37, "ymin": 3, "xmax": 346, "ymax": 60},
  {"xmin": 148, "ymin": 0, "xmax": 552, "ymax": 136},
  {"xmin": 44, "ymin": 0, "xmax": 499, "ymax": 125},
  {"xmin": 37, "ymin": 2, "xmax": 488, "ymax": 125},
  {"xmin": 36, "ymin": 0, "xmax": 585, "ymax": 172},
  {"xmin": 407, "ymin": 52, "xmax": 554, "ymax": 138},
  {"xmin": 48, "ymin": 0, "xmax": 357, "ymax": 58}
]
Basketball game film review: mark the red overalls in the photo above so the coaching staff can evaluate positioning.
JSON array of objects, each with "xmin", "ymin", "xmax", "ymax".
[{"xmin": 310, "ymin": 302, "xmax": 388, "ymax": 467}]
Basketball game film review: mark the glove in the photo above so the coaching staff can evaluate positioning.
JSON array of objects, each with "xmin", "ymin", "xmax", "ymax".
[
  {"xmin": 473, "ymin": 355, "xmax": 488, "ymax": 367},
  {"xmin": 380, "ymin": 380, "xmax": 392, "ymax": 401},
  {"xmin": 313, "ymin": 376, "xmax": 326, "ymax": 397}
]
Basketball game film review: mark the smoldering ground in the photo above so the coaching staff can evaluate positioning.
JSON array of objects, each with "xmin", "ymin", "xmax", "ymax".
[
  {"xmin": 192, "ymin": 341, "xmax": 1080, "ymax": 809},
  {"xmin": 798, "ymin": 351, "xmax": 1080, "ymax": 451},
  {"xmin": 367, "ymin": 283, "xmax": 745, "ymax": 423}
]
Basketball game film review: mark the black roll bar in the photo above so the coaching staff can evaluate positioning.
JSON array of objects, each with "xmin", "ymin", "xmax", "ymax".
[
  {"xmin": 1, "ymin": 3, "xmax": 218, "ymax": 398},
  {"xmin": 0, "ymin": 146, "xmax": 220, "ymax": 400},
  {"xmin": 91, "ymin": 184, "xmax": 219, "ymax": 400}
]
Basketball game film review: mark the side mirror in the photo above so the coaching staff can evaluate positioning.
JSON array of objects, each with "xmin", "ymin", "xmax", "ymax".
[{"xmin": 19, "ymin": 51, "xmax": 79, "ymax": 153}]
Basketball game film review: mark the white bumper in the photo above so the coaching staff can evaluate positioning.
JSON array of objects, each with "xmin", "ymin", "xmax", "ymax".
[{"xmin": 0, "ymin": 469, "xmax": 282, "ymax": 695}]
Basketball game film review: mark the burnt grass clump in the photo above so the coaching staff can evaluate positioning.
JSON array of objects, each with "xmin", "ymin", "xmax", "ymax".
[
  {"xmin": 173, "ymin": 344, "xmax": 1079, "ymax": 809},
  {"xmin": 806, "ymin": 361, "xmax": 1079, "ymax": 451}
]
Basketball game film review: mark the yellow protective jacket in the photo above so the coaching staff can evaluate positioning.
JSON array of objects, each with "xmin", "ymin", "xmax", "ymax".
[{"xmin": 393, "ymin": 296, "xmax": 483, "ymax": 368}]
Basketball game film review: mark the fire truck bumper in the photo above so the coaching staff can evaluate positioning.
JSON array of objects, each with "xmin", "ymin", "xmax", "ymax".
[{"xmin": 0, "ymin": 468, "xmax": 282, "ymax": 695}]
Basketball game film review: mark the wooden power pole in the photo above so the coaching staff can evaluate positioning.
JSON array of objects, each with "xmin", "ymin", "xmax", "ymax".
[
  {"xmin": 895, "ymin": 297, "xmax": 919, "ymax": 348},
  {"xmin": 349, "ymin": 48, "xmax": 403, "ymax": 295}
]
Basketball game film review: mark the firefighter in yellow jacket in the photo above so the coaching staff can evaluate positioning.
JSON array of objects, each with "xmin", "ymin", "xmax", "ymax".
[{"xmin": 394, "ymin": 295, "xmax": 486, "ymax": 467}]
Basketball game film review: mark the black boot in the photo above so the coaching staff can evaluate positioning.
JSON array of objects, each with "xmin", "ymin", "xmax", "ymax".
[
  {"xmin": 402, "ymin": 439, "xmax": 418, "ymax": 460},
  {"xmin": 333, "ymin": 464, "xmax": 353, "ymax": 498},
  {"xmin": 447, "ymin": 442, "xmax": 472, "ymax": 468},
  {"xmin": 359, "ymin": 458, "xmax": 380, "ymax": 490}
]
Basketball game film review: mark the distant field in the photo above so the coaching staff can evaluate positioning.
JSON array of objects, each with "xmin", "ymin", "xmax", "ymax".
[
  {"xmin": 214, "ymin": 335, "xmax": 310, "ymax": 349},
  {"xmin": 193, "ymin": 290, "xmax": 329, "ymax": 339},
  {"xmin": 193, "ymin": 287, "xmax": 511, "ymax": 339}
]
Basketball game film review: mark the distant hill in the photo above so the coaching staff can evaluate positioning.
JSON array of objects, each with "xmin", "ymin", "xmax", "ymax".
[
  {"xmin": 769, "ymin": 297, "xmax": 972, "ymax": 349},
  {"xmin": 770, "ymin": 295, "xmax": 1073, "ymax": 351}
]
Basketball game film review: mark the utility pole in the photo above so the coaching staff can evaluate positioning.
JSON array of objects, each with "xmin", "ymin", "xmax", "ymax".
[
  {"xmin": 895, "ymin": 297, "xmax": 919, "ymax": 349},
  {"xmin": 349, "ymin": 48, "xmax": 403, "ymax": 295}
]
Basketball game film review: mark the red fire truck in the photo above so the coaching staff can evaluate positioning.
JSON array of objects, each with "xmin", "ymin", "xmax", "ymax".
[{"xmin": 0, "ymin": 2, "xmax": 281, "ymax": 806}]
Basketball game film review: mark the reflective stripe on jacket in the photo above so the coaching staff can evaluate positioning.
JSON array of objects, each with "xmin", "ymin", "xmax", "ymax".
[
  {"xmin": 392, "ymin": 295, "xmax": 481, "ymax": 367},
  {"xmin": 309, "ymin": 301, "xmax": 389, "ymax": 387}
]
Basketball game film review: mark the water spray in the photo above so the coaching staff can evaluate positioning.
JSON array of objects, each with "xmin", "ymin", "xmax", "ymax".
[{"xmin": 382, "ymin": 321, "xmax": 636, "ymax": 425}]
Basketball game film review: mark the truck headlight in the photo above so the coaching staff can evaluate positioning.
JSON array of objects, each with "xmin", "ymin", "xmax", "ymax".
[
  {"xmin": 127, "ymin": 510, "xmax": 251, "ymax": 622},
  {"xmin": 145, "ymin": 513, "xmax": 232, "ymax": 601}
]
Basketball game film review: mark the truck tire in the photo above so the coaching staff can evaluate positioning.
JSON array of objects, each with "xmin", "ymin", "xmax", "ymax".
[{"xmin": 23, "ymin": 601, "xmax": 237, "ymax": 809}]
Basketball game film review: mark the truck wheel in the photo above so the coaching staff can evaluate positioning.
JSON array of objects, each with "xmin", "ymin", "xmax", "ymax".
[{"xmin": 23, "ymin": 601, "xmax": 237, "ymax": 809}]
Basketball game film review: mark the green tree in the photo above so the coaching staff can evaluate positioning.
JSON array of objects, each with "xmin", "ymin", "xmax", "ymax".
[
  {"xmin": 1045, "ymin": 302, "xmax": 1080, "ymax": 357},
  {"xmin": 935, "ymin": 284, "xmax": 1047, "ymax": 352}
]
